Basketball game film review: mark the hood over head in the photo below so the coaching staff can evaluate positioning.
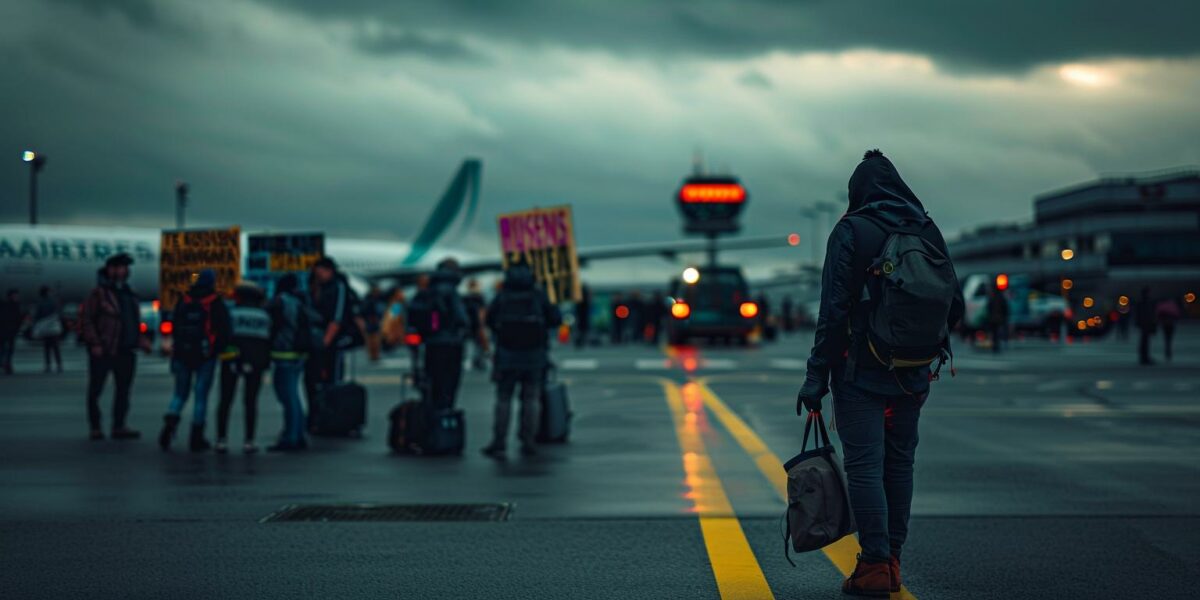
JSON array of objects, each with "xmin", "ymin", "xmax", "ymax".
[
  {"xmin": 503, "ymin": 264, "xmax": 536, "ymax": 291},
  {"xmin": 188, "ymin": 269, "xmax": 217, "ymax": 298},
  {"xmin": 846, "ymin": 149, "xmax": 928, "ymax": 228}
]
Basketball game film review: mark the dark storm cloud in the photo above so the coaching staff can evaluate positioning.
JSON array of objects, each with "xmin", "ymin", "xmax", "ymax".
[
  {"xmin": 48, "ymin": 0, "xmax": 161, "ymax": 30},
  {"xmin": 350, "ymin": 27, "xmax": 486, "ymax": 62},
  {"xmin": 262, "ymin": 0, "xmax": 1200, "ymax": 71}
]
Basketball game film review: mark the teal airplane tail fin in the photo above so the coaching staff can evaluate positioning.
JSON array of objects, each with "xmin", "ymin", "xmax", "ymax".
[{"xmin": 401, "ymin": 159, "xmax": 482, "ymax": 266}]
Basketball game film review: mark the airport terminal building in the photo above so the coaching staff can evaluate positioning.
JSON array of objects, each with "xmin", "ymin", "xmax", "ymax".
[{"xmin": 949, "ymin": 168, "xmax": 1199, "ymax": 317}]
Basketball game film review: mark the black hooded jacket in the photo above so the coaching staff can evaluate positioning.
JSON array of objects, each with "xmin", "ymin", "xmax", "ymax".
[
  {"xmin": 486, "ymin": 265, "xmax": 561, "ymax": 372},
  {"xmin": 804, "ymin": 153, "xmax": 964, "ymax": 396}
]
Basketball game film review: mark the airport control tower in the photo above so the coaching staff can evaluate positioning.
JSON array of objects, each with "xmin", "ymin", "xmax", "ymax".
[{"xmin": 674, "ymin": 158, "xmax": 749, "ymax": 267}]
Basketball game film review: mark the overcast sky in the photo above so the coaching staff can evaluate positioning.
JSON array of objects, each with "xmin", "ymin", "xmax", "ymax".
[{"xmin": 2, "ymin": 0, "xmax": 1198, "ymax": 271}]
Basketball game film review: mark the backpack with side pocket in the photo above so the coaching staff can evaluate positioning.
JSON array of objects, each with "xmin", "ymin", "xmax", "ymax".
[
  {"xmin": 494, "ymin": 290, "xmax": 546, "ymax": 352},
  {"xmin": 173, "ymin": 295, "xmax": 217, "ymax": 367},
  {"xmin": 847, "ymin": 215, "xmax": 959, "ymax": 370}
]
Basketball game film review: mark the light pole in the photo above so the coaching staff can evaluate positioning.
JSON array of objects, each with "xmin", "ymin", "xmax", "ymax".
[
  {"xmin": 22, "ymin": 150, "xmax": 47, "ymax": 225},
  {"xmin": 175, "ymin": 180, "xmax": 189, "ymax": 229}
]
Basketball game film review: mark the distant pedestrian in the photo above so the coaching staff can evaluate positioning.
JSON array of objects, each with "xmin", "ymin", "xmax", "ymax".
[
  {"xmin": 782, "ymin": 295, "xmax": 796, "ymax": 333},
  {"xmin": 645, "ymin": 291, "xmax": 666, "ymax": 345},
  {"xmin": 32, "ymin": 286, "xmax": 64, "ymax": 373},
  {"xmin": 610, "ymin": 293, "xmax": 626, "ymax": 345},
  {"xmin": 215, "ymin": 283, "xmax": 271, "ymax": 454},
  {"xmin": 482, "ymin": 264, "xmax": 561, "ymax": 458},
  {"xmin": 1136, "ymin": 287, "xmax": 1157, "ymax": 366},
  {"xmin": 627, "ymin": 291, "xmax": 645, "ymax": 343},
  {"xmin": 985, "ymin": 284, "xmax": 1010, "ymax": 353},
  {"xmin": 1157, "ymin": 297, "xmax": 1182, "ymax": 363},
  {"xmin": 361, "ymin": 285, "xmax": 386, "ymax": 362},
  {"xmin": 381, "ymin": 288, "xmax": 407, "ymax": 348},
  {"xmin": 408, "ymin": 258, "xmax": 469, "ymax": 409},
  {"xmin": 574, "ymin": 284, "xmax": 592, "ymax": 348},
  {"xmin": 463, "ymin": 278, "xmax": 489, "ymax": 371},
  {"xmin": 159, "ymin": 269, "xmax": 231, "ymax": 452},
  {"xmin": 80, "ymin": 253, "xmax": 148, "ymax": 441},
  {"xmin": 0, "ymin": 289, "xmax": 24, "ymax": 375},
  {"xmin": 796, "ymin": 150, "xmax": 963, "ymax": 597},
  {"xmin": 267, "ymin": 274, "xmax": 311, "ymax": 452}
]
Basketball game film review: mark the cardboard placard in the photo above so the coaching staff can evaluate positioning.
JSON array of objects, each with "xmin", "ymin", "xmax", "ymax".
[
  {"xmin": 159, "ymin": 227, "xmax": 241, "ymax": 311},
  {"xmin": 497, "ymin": 205, "xmax": 581, "ymax": 304}
]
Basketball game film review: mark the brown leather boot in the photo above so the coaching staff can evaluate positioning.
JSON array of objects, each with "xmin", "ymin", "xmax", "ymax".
[
  {"xmin": 842, "ymin": 555, "xmax": 891, "ymax": 598},
  {"xmin": 889, "ymin": 555, "xmax": 901, "ymax": 593}
]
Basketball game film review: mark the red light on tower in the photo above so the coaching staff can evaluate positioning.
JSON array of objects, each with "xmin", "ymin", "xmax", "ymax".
[
  {"xmin": 995, "ymin": 273, "xmax": 1009, "ymax": 291},
  {"xmin": 787, "ymin": 233, "xmax": 801, "ymax": 246},
  {"xmin": 679, "ymin": 183, "xmax": 747, "ymax": 204}
]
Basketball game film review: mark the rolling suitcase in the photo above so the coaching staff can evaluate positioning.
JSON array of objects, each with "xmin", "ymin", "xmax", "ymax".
[
  {"xmin": 388, "ymin": 371, "xmax": 427, "ymax": 453},
  {"xmin": 421, "ymin": 408, "xmax": 465, "ymax": 455},
  {"xmin": 311, "ymin": 353, "xmax": 367, "ymax": 437},
  {"xmin": 537, "ymin": 365, "xmax": 571, "ymax": 443}
]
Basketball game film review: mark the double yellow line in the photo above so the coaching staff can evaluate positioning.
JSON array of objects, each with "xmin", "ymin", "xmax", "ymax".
[{"xmin": 661, "ymin": 378, "xmax": 918, "ymax": 600}]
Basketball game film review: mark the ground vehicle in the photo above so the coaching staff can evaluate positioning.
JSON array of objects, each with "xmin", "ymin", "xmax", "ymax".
[
  {"xmin": 962, "ymin": 273, "xmax": 1068, "ymax": 336},
  {"xmin": 666, "ymin": 266, "xmax": 757, "ymax": 345}
]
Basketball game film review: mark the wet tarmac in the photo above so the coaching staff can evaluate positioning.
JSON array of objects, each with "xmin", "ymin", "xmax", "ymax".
[{"xmin": 2, "ymin": 328, "xmax": 1198, "ymax": 599}]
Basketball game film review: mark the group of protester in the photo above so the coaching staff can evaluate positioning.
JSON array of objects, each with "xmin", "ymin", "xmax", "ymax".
[{"xmin": 67, "ymin": 250, "xmax": 560, "ymax": 459}]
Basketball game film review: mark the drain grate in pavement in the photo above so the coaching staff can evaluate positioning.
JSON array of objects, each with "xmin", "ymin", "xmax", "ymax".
[{"xmin": 261, "ymin": 503, "xmax": 513, "ymax": 523}]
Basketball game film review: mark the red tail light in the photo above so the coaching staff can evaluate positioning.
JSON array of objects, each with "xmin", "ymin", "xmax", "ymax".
[
  {"xmin": 139, "ymin": 322, "xmax": 148, "ymax": 334},
  {"xmin": 615, "ymin": 305, "xmax": 630, "ymax": 319},
  {"xmin": 739, "ymin": 302, "xmax": 759, "ymax": 318},
  {"xmin": 404, "ymin": 333, "xmax": 422, "ymax": 347},
  {"xmin": 671, "ymin": 302, "xmax": 691, "ymax": 319},
  {"xmin": 160, "ymin": 321, "xmax": 173, "ymax": 335}
]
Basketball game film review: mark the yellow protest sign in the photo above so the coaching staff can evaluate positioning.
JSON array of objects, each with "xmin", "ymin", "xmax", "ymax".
[
  {"xmin": 497, "ymin": 205, "xmax": 581, "ymax": 304},
  {"xmin": 159, "ymin": 227, "xmax": 241, "ymax": 311}
]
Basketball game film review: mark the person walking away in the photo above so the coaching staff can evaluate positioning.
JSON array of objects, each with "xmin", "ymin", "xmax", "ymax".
[
  {"xmin": 32, "ymin": 286, "xmax": 64, "ymax": 372},
  {"xmin": 408, "ymin": 258, "xmax": 470, "ymax": 409},
  {"xmin": 159, "ymin": 269, "xmax": 231, "ymax": 452},
  {"xmin": 215, "ymin": 283, "xmax": 272, "ymax": 454},
  {"xmin": 645, "ymin": 291, "xmax": 666, "ymax": 345},
  {"xmin": 463, "ymin": 278, "xmax": 490, "ymax": 371},
  {"xmin": 782, "ymin": 295, "xmax": 795, "ymax": 333},
  {"xmin": 266, "ymin": 274, "xmax": 311, "ymax": 452},
  {"xmin": 574, "ymin": 285, "xmax": 592, "ymax": 348},
  {"xmin": 796, "ymin": 150, "xmax": 963, "ymax": 597},
  {"xmin": 482, "ymin": 264, "xmax": 561, "ymax": 458},
  {"xmin": 80, "ymin": 253, "xmax": 149, "ymax": 440},
  {"xmin": 1135, "ymin": 287, "xmax": 1157, "ymax": 366},
  {"xmin": 0, "ymin": 289, "xmax": 24, "ymax": 375},
  {"xmin": 1156, "ymin": 297, "xmax": 1182, "ymax": 363},
  {"xmin": 986, "ymin": 284, "xmax": 1010, "ymax": 353},
  {"xmin": 362, "ymin": 285, "xmax": 386, "ymax": 362}
]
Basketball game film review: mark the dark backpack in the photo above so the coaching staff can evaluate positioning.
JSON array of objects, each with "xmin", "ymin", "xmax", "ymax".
[
  {"xmin": 173, "ymin": 295, "xmax": 217, "ymax": 366},
  {"xmin": 494, "ymin": 290, "xmax": 547, "ymax": 351},
  {"xmin": 847, "ymin": 215, "xmax": 958, "ymax": 369}
]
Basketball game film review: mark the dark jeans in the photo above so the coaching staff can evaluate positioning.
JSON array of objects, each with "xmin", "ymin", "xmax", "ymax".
[
  {"xmin": 272, "ymin": 359, "xmax": 306, "ymax": 446},
  {"xmin": 217, "ymin": 360, "xmax": 264, "ymax": 441},
  {"xmin": 86, "ymin": 352, "xmax": 137, "ymax": 430},
  {"xmin": 424, "ymin": 343, "xmax": 463, "ymax": 409},
  {"xmin": 832, "ymin": 379, "xmax": 925, "ymax": 562},
  {"xmin": 43, "ymin": 338, "xmax": 62, "ymax": 370},
  {"xmin": 491, "ymin": 369, "xmax": 542, "ymax": 449},
  {"xmin": 0, "ymin": 335, "xmax": 15, "ymax": 372},
  {"xmin": 1138, "ymin": 329, "xmax": 1154, "ymax": 364},
  {"xmin": 168, "ymin": 358, "xmax": 217, "ymax": 425}
]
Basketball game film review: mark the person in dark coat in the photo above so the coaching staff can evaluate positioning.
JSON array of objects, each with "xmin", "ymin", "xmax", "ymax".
[
  {"xmin": 1135, "ymin": 287, "xmax": 1157, "ymax": 366},
  {"xmin": 985, "ymin": 284, "xmax": 1010, "ymax": 353},
  {"xmin": 0, "ymin": 289, "xmax": 24, "ymax": 375},
  {"xmin": 80, "ymin": 253, "xmax": 149, "ymax": 440},
  {"xmin": 482, "ymin": 264, "xmax": 561, "ymax": 458},
  {"xmin": 407, "ymin": 258, "xmax": 470, "ymax": 409},
  {"xmin": 645, "ymin": 291, "xmax": 666, "ymax": 345},
  {"xmin": 796, "ymin": 150, "xmax": 963, "ymax": 596},
  {"xmin": 266, "ymin": 274, "xmax": 310, "ymax": 452}
]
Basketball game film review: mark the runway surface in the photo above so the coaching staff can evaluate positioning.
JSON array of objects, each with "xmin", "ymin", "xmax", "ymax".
[{"xmin": 2, "ymin": 328, "xmax": 1198, "ymax": 599}]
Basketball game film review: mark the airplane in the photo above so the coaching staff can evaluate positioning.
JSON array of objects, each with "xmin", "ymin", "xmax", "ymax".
[{"xmin": 0, "ymin": 158, "xmax": 796, "ymax": 304}]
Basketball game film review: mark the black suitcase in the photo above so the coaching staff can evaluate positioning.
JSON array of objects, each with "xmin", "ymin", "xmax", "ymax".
[
  {"xmin": 388, "ymin": 400, "xmax": 425, "ymax": 453},
  {"xmin": 311, "ymin": 382, "xmax": 367, "ymax": 437},
  {"xmin": 537, "ymin": 367, "xmax": 571, "ymax": 443}
]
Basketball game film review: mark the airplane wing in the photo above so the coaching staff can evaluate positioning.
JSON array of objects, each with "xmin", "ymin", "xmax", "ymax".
[{"xmin": 365, "ymin": 234, "xmax": 798, "ymax": 286}]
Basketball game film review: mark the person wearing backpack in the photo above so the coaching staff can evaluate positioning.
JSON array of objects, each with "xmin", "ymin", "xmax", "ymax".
[
  {"xmin": 159, "ymin": 269, "xmax": 232, "ymax": 452},
  {"xmin": 214, "ymin": 283, "xmax": 272, "ymax": 454},
  {"xmin": 481, "ymin": 263, "xmax": 561, "ymax": 458},
  {"xmin": 266, "ymin": 274, "xmax": 312, "ymax": 452},
  {"xmin": 407, "ymin": 258, "xmax": 470, "ymax": 409},
  {"xmin": 796, "ymin": 150, "xmax": 963, "ymax": 597}
]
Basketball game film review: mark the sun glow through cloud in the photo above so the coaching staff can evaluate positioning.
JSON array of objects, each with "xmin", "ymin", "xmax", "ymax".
[{"xmin": 1059, "ymin": 64, "xmax": 1116, "ymax": 87}]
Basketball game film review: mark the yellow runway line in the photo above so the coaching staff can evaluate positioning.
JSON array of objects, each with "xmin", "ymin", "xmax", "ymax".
[
  {"xmin": 660, "ymin": 380, "xmax": 776, "ymax": 600},
  {"xmin": 696, "ymin": 381, "xmax": 919, "ymax": 600}
]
